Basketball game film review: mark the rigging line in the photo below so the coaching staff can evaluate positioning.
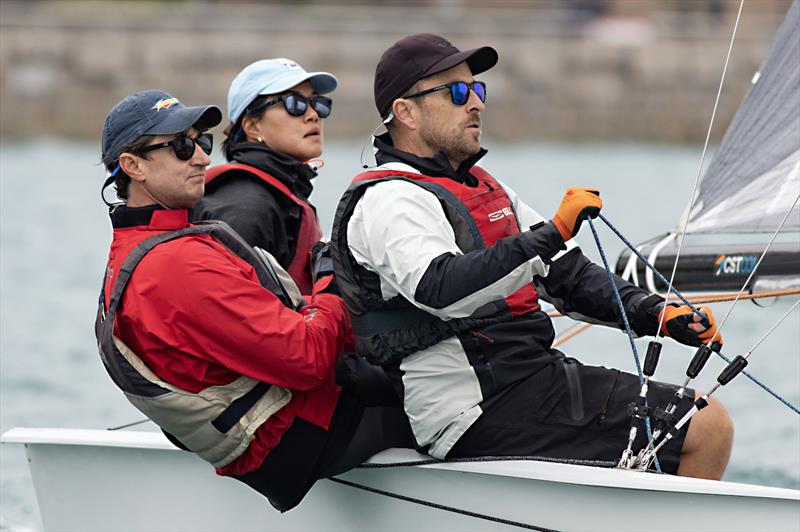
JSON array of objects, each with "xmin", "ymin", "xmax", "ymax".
[
  {"xmin": 668, "ymin": 288, "xmax": 800, "ymax": 305},
  {"xmin": 587, "ymin": 218, "xmax": 659, "ymax": 471},
  {"xmin": 614, "ymin": 195, "xmax": 800, "ymax": 414},
  {"xmin": 746, "ymin": 299, "xmax": 800, "ymax": 356},
  {"xmin": 645, "ymin": 300, "xmax": 800, "ymax": 462},
  {"xmin": 550, "ymin": 293, "xmax": 799, "ymax": 413},
  {"xmin": 597, "ymin": 213, "xmax": 702, "ymax": 315},
  {"xmin": 704, "ymin": 333, "xmax": 800, "ymax": 415},
  {"xmin": 107, "ymin": 418, "xmax": 151, "ymax": 431},
  {"xmin": 328, "ymin": 477, "xmax": 559, "ymax": 532},
  {"xmin": 552, "ymin": 322, "xmax": 593, "ymax": 348},
  {"xmin": 547, "ymin": 289, "xmax": 800, "ymax": 318},
  {"xmin": 656, "ymin": 0, "xmax": 746, "ymax": 342},
  {"xmin": 705, "ymin": 193, "xmax": 800, "ymax": 345},
  {"xmin": 587, "ymin": 219, "xmax": 644, "ymax": 381}
]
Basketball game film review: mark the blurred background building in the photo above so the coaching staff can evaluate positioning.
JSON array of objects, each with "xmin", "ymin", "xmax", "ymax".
[{"xmin": 0, "ymin": 0, "xmax": 792, "ymax": 142}]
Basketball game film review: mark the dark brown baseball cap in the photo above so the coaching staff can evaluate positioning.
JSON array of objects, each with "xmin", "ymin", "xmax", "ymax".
[{"xmin": 374, "ymin": 33, "xmax": 498, "ymax": 119}]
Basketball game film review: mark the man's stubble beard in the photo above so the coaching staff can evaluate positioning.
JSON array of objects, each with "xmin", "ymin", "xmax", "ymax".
[{"xmin": 422, "ymin": 122, "xmax": 480, "ymax": 167}]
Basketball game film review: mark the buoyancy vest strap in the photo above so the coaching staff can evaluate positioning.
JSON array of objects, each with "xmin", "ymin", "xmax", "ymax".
[
  {"xmin": 98, "ymin": 220, "xmax": 292, "ymax": 397},
  {"xmin": 405, "ymin": 179, "xmax": 487, "ymax": 250},
  {"xmin": 206, "ymin": 163, "xmax": 296, "ymax": 202},
  {"xmin": 206, "ymin": 164, "xmax": 322, "ymax": 295},
  {"xmin": 106, "ymin": 221, "xmax": 293, "ymax": 315},
  {"xmin": 211, "ymin": 381, "xmax": 272, "ymax": 433},
  {"xmin": 351, "ymin": 173, "xmax": 487, "ymax": 250}
]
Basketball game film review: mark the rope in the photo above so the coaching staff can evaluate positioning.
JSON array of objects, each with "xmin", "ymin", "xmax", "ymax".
[
  {"xmin": 656, "ymin": 0, "xmax": 746, "ymax": 342},
  {"xmin": 596, "ymin": 211, "xmax": 800, "ymax": 415},
  {"xmin": 358, "ymin": 454, "xmax": 617, "ymax": 469},
  {"xmin": 548, "ymin": 289, "xmax": 800, "ymax": 319},
  {"xmin": 551, "ymin": 322, "xmax": 593, "ymax": 348},
  {"xmin": 703, "ymin": 193, "xmax": 800, "ymax": 345},
  {"xmin": 587, "ymin": 219, "xmax": 645, "ymax": 382},
  {"xmin": 329, "ymin": 456, "xmax": 625, "ymax": 529},
  {"xmin": 669, "ymin": 289, "xmax": 800, "ymax": 305},
  {"xmin": 107, "ymin": 418, "xmax": 151, "ymax": 430},
  {"xmin": 597, "ymin": 214, "xmax": 703, "ymax": 316},
  {"xmin": 703, "ymin": 339, "xmax": 800, "ymax": 415},
  {"xmin": 587, "ymin": 218, "xmax": 659, "ymax": 471},
  {"xmin": 327, "ymin": 477, "xmax": 560, "ymax": 531}
]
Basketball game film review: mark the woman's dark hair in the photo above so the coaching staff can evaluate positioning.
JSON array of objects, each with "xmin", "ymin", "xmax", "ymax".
[
  {"xmin": 222, "ymin": 95, "xmax": 270, "ymax": 161},
  {"xmin": 104, "ymin": 136, "xmax": 154, "ymax": 200}
]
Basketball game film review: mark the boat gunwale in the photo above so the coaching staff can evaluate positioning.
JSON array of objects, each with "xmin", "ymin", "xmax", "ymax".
[{"xmin": 4, "ymin": 427, "xmax": 798, "ymax": 501}]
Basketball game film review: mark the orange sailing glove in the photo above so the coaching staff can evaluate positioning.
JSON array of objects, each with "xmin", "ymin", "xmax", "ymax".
[
  {"xmin": 660, "ymin": 304, "xmax": 723, "ymax": 349},
  {"xmin": 551, "ymin": 187, "xmax": 602, "ymax": 241}
]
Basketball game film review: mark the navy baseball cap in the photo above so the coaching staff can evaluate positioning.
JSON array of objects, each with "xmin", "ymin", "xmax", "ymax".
[
  {"xmin": 374, "ymin": 33, "xmax": 498, "ymax": 119},
  {"xmin": 101, "ymin": 90, "xmax": 222, "ymax": 166}
]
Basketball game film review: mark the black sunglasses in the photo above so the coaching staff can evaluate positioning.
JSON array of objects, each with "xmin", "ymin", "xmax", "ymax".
[
  {"xmin": 248, "ymin": 93, "xmax": 333, "ymax": 119},
  {"xmin": 405, "ymin": 81, "xmax": 487, "ymax": 106},
  {"xmin": 136, "ymin": 133, "xmax": 214, "ymax": 161}
]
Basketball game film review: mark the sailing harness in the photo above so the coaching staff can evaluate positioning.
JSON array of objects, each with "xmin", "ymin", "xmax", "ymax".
[
  {"xmin": 205, "ymin": 163, "xmax": 323, "ymax": 295},
  {"xmin": 95, "ymin": 221, "xmax": 297, "ymax": 468}
]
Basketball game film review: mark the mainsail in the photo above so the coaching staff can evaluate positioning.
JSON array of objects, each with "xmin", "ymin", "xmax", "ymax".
[
  {"xmin": 684, "ymin": 0, "xmax": 800, "ymax": 235},
  {"xmin": 616, "ymin": 1, "xmax": 800, "ymax": 292}
]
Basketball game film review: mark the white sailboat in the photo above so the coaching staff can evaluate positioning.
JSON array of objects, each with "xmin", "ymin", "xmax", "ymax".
[{"xmin": 3, "ymin": 1, "xmax": 799, "ymax": 531}]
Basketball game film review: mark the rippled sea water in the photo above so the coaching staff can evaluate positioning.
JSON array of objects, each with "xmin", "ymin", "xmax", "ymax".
[{"xmin": 1, "ymin": 139, "xmax": 798, "ymax": 530}]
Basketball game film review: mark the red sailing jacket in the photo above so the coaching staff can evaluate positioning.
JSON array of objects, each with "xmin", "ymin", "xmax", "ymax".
[
  {"xmin": 103, "ymin": 207, "xmax": 347, "ymax": 476},
  {"xmin": 205, "ymin": 164, "xmax": 323, "ymax": 295},
  {"xmin": 352, "ymin": 166, "xmax": 541, "ymax": 316}
]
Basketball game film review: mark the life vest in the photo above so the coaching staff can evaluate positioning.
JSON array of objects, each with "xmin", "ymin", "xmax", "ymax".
[
  {"xmin": 331, "ymin": 164, "xmax": 541, "ymax": 366},
  {"xmin": 95, "ymin": 220, "xmax": 296, "ymax": 468},
  {"xmin": 206, "ymin": 164, "xmax": 323, "ymax": 295}
]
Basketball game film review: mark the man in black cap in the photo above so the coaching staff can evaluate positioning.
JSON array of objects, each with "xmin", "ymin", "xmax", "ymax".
[
  {"xmin": 96, "ymin": 90, "xmax": 409, "ymax": 511},
  {"xmin": 331, "ymin": 34, "xmax": 733, "ymax": 479}
]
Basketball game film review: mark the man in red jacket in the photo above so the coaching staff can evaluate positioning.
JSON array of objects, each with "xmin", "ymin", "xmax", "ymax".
[{"xmin": 97, "ymin": 90, "xmax": 409, "ymax": 512}]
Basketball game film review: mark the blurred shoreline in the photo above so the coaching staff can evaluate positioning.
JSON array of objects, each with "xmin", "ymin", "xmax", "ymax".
[{"xmin": 0, "ymin": 0, "xmax": 791, "ymax": 142}]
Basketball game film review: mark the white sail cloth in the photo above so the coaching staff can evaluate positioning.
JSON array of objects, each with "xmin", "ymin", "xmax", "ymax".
[{"xmin": 682, "ymin": 0, "xmax": 800, "ymax": 235}]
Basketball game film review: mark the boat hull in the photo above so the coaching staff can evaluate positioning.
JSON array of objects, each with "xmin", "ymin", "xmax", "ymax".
[{"xmin": 4, "ymin": 428, "xmax": 799, "ymax": 532}]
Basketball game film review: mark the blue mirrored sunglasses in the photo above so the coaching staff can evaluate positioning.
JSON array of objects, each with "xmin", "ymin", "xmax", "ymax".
[{"xmin": 405, "ymin": 81, "xmax": 487, "ymax": 106}]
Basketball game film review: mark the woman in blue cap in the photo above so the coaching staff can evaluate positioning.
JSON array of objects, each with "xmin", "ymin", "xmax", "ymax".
[
  {"xmin": 194, "ymin": 58, "xmax": 335, "ymax": 295},
  {"xmin": 195, "ymin": 58, "xmax": 412, "ymax": 471}
]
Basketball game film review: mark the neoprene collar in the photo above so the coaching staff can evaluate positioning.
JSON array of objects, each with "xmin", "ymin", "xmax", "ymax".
[{"xmin": 229, "ymin": 142, "xmax": 317, "ymax": 200}]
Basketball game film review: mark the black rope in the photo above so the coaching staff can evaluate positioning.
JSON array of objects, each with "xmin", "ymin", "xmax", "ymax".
[
  {"xmin": 357, "ymin": 454, "xmax": 617, "ymax": 469},
  {"xmin": 107, "ymin": 418, "xmax": 151, "ymax": 430},
  {"xmin": 327, "ymin": 476, "xmax": 560, "ymax": 532}
]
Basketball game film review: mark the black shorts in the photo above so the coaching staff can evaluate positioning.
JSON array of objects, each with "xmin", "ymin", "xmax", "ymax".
[{"xmin": 449, "ymin": 356, "xmax": 694, "ymax": 475}]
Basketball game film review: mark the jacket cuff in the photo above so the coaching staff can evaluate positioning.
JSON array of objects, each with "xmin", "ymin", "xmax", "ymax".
[
  {"xmin": 522, "ymin": 221, "xmax": 567, "ymax": 262},
  {"xmin": 629, "ymin": 293, "xmax": 666, "ymax": 336}
]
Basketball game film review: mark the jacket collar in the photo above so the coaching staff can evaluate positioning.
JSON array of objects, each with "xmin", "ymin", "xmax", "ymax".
[
  {"xmin": 110, "ymin": 204, "xmax": 190, "ymax": 230},
  {"xmin": 229, "ymin": 142, "xmax": 317, "ymax": 200},
  {"xmin": 373, "ymin": 132, "xmax": 487, "ymax": 186}
]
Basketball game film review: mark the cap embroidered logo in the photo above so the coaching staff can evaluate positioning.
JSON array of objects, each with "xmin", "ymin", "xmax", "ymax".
[{"xmin": 152, "ymin": 98, "xmax": 180, "ymax": 111}]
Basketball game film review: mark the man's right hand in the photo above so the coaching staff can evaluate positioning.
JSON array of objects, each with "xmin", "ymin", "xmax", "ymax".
[{"xmin": 551, "ymin": 187, "xmax": 602, "ymax": 241}]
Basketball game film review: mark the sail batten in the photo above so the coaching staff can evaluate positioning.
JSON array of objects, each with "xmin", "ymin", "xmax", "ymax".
[{"xmin": 684, "ymin": 0, "xmax": 800, "ymax": 235}]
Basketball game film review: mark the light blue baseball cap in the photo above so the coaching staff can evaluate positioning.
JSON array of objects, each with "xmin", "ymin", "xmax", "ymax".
[{"xmin": 227, "ymin": 58, "xmax": 338, "ymax": 123}]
